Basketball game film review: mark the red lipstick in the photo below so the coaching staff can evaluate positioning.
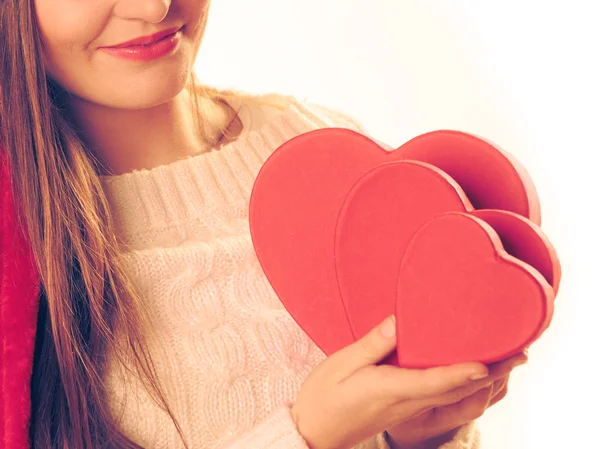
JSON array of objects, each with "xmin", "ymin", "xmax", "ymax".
[{"xmin": 100, "ymin": 27, "xmax": 182, "ymax": 61}]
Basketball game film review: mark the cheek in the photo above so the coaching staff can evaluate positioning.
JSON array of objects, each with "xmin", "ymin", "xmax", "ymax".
[{"xmin": 34, "ymin": 0, "xmax": 108, "ymax": 83}]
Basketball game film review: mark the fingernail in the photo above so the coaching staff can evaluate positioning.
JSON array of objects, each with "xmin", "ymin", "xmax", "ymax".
[
  {"xmin": 470, "ymin": 372, "xmax": 489, "ymax": 381},
  {"xmin": 380, "ymin": 315, "xmax": 396, "ymax": 338}
]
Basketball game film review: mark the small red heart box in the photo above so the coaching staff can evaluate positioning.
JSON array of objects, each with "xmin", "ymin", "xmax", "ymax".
[{"xmin": 395, "ymin": 211, "xmax": 554, "ymax": 367}]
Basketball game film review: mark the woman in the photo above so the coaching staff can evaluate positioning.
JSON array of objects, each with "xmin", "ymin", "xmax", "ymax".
[{"xmin": 0, "ymin": 0, "xmax": 526, "ymax": 448}]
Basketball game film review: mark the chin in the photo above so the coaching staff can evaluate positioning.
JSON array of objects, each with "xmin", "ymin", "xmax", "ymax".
[
  {"xmin": 109, "ymin": 67, "xmax": 191, "ymax": 110},
  {"xmin": 67, "ymin": 55, "xmax": 193, "ymax": 110},
  {"xmin": 110, "ymin": 77, "xmax": 189, "ymax": 110}
]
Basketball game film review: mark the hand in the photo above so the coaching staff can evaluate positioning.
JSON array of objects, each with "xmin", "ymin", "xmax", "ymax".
[
  {"xmin": 385, "ymin": 352, "xmax": 528, "ymax": 449},
  {"xmin": 290, "ymin": 315, "xmax": 492, "ymax": 449}
]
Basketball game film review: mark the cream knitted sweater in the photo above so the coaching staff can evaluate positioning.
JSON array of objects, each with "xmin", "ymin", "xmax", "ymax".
[{"xmin": 99, "ymin": 91, "xmax": 481, "ymax": 449}]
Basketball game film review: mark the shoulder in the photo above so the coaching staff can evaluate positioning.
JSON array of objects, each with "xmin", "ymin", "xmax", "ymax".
[
  {"xmin": 297, "ymin": 100, "xmax": 367, "ymax": 134},
  {"xmin": 213, "ymin": 86, "xmax": 368, "ymax": 134}
]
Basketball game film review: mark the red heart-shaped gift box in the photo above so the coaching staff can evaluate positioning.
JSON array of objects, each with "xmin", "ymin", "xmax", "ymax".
[{"xmin": 249, "ymin": 129, "xmax": 560, "ymax": 367}]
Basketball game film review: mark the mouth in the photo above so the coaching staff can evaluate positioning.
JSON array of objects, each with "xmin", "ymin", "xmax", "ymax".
[
  {"xmin": 106, "ymin": 26, "xmax": 182, "ymax": 49},
  {"xmin": 99, "ymin": 27, "xmax": 184, "ymax": 61}
]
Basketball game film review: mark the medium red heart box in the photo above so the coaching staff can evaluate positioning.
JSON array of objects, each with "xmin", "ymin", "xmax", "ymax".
[{"xmin": 249, "ymin": 129, "xmax": 561, "ymax": 368}]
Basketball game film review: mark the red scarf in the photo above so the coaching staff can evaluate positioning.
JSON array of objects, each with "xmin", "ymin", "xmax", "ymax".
[{"xmin": 0, "ymin": 150, "xmax": 41, "ymax": 449}]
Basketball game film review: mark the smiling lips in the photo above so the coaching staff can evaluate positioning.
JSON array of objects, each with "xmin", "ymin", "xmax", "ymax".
[{"xmin": 100, "ymin": 27, "xmax": 182, "ymax": 61}]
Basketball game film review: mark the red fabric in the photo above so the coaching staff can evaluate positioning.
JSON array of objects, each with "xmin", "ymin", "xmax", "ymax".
[{"xmin": 0, "ymin": 149, "xmax": 40, "ymax": 449}]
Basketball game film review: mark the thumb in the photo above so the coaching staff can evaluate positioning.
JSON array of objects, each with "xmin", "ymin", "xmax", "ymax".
[{"xmin": 329, "ymin": 315, "xmax": 397, "ymax": 375}]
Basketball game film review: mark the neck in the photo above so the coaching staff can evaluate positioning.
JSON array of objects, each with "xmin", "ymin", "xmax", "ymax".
[{"xmin": 67, "ymin": 86, "xmax": 236, "ymax": 176}]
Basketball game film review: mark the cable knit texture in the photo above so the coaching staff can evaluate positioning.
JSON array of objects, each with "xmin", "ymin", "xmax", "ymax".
[{"xmin": 98, "ymin": 91, "xmax": 480, "ymax": 449}]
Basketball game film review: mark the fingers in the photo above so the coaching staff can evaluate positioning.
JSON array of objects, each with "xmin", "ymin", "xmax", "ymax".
[
  {"xmin": 431, "ymin": 375, "xmax": 509, "ymax": 431},
  {"xmin": 375, "ymin": 360, "xmax": 489, "ymax": 401},
  {"xmin": 454, "ymin": 352, "xmax": 524, "ymax": 395},
  {"xmin": 328, "ymin": 315, "xmax": 398, "ymax": 377},
  {"xmin": 488, "ymin": 377, "xmax": 509, "ymax": 407},
  {"xmin": 489, "ymin": 384, "xmax": 508, "ymax": 407},
  {"xmin": 413, "ymin": 375, "xmax": 510, "ymax": 436},
  {"xmin": 415, "ymin": 351, "xmax": 526, "ymax": 400},
  {"xmin": 430, "ymin": 384, "xmax": 494, "ymax": 430},
  {"xmin": 406, "ymin": 353, "xmax": 525, "ymax": 409},
  {"xmin": 488, "ymin": 352, "xmax": 528, "ymax": 373},
  {"xmin": 485, "ymin": 351, "xmax": 525, "ymax": 406},
  {"xmin": 491, "ymin": 376, "xmax": 509, "ymax": 397}
]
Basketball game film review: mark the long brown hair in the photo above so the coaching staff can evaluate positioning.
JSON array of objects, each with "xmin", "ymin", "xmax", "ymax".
[{"xmin": 0, "ymin": 1, "xmax": 247, "ymax": 447}]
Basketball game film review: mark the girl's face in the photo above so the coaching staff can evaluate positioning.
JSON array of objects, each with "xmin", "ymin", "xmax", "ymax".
[{"xmin": 34, "ymin": 0, "xmax": 211, "ymax": 109}]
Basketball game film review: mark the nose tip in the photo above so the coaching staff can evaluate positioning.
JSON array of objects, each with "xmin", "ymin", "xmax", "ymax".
[
  {"xmin": 115, "ymin": 0, "xmax": 171, "ymax": 24},
  {"xmin": 149, "ymin": 0, "xmax": 171, "ymax": 23}
]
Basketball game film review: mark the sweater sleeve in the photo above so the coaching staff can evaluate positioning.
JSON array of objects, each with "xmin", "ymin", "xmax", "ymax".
[
  {"xmin": 385, "ymin": 422, "xmax": 481, "ymax": 449},
  {"xmin": 219, "ymin": 405, "xmax": 308, "ymax": 449},
  {"xmin": 439, "ymin": 422, "xmax": 481, "ymax": 449},
  {"xmin": 219, "ymin": 404, "xmax": 391, "ymax": 449}
]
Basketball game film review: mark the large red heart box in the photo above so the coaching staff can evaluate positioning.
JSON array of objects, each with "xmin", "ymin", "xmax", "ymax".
[
  {"xmin": 249, "ymin": 128, "xmax": 557, "ymax": 360},
  {"xmin": 395, "ymin": 212, "xmax": 554, "ymax": 368}
]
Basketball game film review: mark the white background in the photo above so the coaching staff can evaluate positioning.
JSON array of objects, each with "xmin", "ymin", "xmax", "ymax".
[{"xmin": 197, "ymin": 1, "xmax": 598, "ymax": 447}]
